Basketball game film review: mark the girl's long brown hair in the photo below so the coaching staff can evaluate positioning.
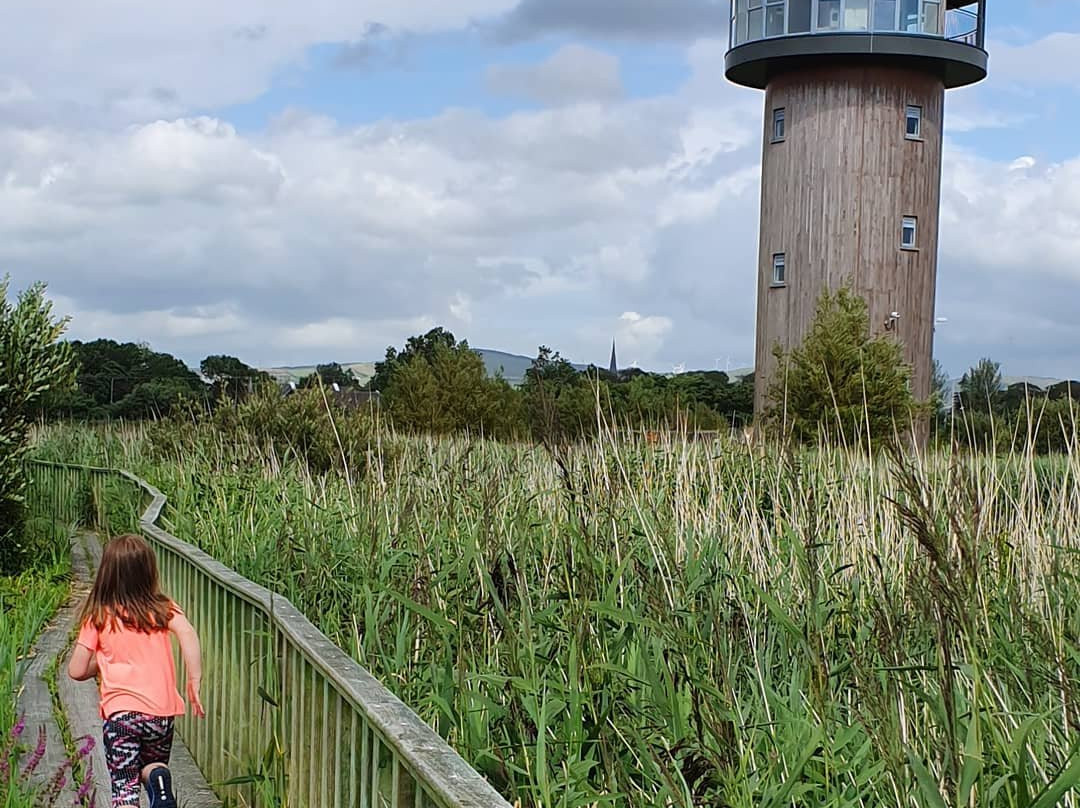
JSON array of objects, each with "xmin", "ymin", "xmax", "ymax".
[{"xmin": 80, "ymin": 534, "xmax": 175, "ymax": 633}]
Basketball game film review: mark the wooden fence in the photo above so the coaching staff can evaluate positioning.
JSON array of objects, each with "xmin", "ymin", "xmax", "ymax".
[{"xmin": 26, "ymin": 460, "xmax": 511, "ymax": 808}]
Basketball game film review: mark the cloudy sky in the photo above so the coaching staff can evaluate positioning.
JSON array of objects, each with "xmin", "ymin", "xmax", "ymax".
[{"xmin": 2, "ymin": 1, "xmax": 1079, "ymax": 378}]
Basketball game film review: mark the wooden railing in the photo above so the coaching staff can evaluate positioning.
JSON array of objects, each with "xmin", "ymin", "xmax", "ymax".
[{"xmin": 26, "ymin": 461, "xmax": 511, "ymax": 808}]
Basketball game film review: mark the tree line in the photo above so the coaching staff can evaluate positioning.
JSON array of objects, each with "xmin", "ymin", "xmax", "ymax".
[
  {"xmin": 11, "ymin": 278, "xmax": 1078, "ymax": 455},
  {"xmin": 33, "ymin": 327, "xmax": 755, "ymax": 439}
]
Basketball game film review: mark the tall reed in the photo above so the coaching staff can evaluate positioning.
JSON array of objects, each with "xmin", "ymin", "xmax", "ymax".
[{"xmin": 33, "ymin": 421, "xmax": 1080, "ymax": 807}]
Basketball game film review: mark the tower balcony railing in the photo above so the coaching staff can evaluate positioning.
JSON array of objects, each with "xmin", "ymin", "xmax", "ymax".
[
  {"xmin": 729, "ymin": 0, "xmax": 987, "ymax": 51},
  {"xmin": 945, "ymin": 7, "xmax": 979, "ymax": 46}
]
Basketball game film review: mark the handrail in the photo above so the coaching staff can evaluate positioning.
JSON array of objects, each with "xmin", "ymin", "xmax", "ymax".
[{"xmin": 27, "ymin": 460, "xmax": 511, "ymax": 808}]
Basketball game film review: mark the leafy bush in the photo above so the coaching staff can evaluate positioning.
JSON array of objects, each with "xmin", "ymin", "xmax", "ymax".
[
  {"xmin": 765, "ymin": 286, "xmax": 927, "ymax": 447},
  {"xmin": 147, "ymin": 386, "xmax": 384, "ymax": 478},
  {"xmin": 0, "ymin": 278, "xmax": 75, "ymax": 574},
  {"xmin": 386, "ymin": 345, "xmax": 523, "ymax": 439}
]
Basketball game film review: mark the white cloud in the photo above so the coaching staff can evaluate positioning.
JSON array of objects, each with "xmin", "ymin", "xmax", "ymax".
[
  {"xmin": 2, "ymin": 74, "xmax": 759, "ymax": 365},
  {"xmin": 3, "ymin": 13, "xmax": 1080, "ymax": 379},
  {"xmin": 0, "ymin": 0, "xmax": 519, "ymax": 122},
  {"xmin": 0, "ymin": 77, "xmax": 33, "ymax": 105},
  {"xmin": 933, "ymin": 145, "xmax": 1080, "ymax": 375},
  {"xmin": 278, "ymin": 316, "xmax": 437, "ymax": 352},
  {"xmin": 449, "ymin": 292, "xmax": 474, "ymax": 324},
  {"xmin": 615, "ymin": 311, "xmax": 674, "ymax": 362},
  {"xmin": 986, "ymin": 32, "xmax": 1080, "ymax": 88},
  {"xmin": 55, "ymin": 297, "xmax": 248, "ymax": 342},
  {"xmin": 487, "ymin": 45, "xmax": 623, "ymax": 106},
  {"xmin": 1008, "ymin": 156, "xmax": 1036, "ymax": 172},
  {"xmin": 941, "ymin": 148, "xmax": 1080, "ymax": 281}
]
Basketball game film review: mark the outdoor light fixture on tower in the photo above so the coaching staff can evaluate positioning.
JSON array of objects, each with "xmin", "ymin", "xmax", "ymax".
[{"xmin": 725, "ymin": 0, "xmax": 989, "ymax": 417}]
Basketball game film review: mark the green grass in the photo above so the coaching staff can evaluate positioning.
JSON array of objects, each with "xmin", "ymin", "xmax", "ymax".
[{"xmin": 32, "ymin": 421, "xmax": 1080, "ymax": 808}]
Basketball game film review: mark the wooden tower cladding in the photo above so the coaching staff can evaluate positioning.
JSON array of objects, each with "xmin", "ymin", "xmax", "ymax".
[
  {"xmin": 724, "ymin": 0, "xmax": 989, "ymax": 422},
  {"xmin": 755, "ymin": 66, "xmax": 944, "ymax": 411}
]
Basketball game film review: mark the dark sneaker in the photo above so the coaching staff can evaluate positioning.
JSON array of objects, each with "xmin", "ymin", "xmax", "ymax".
[{"xmin": 146, "ymin": 766, "xmax": 177, "ymax": 808}]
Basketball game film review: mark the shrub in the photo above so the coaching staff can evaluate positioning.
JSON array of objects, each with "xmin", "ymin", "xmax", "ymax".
[
  {"xmin": 0, "ymin": 278, "xmax": 75, "ymax": 574},
  {"xmin": 765, "ymin": 286, "xmax": 927, "ymax": 447},
  {"xmin": 147, "ymin": 386, "xmax": 383, "ymax": 478},
  {"xmin": 385, "ymin": 345, "xmax": 522, "ymax": 439}
]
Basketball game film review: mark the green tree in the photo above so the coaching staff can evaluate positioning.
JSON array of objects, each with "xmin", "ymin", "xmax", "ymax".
[
  {"xmin": 521, "ymin": 347, "xmax": 600, "ymax": 445},
  {"xmin": 200, "ymin": 354, "xmax": 272, "ymax": 400},
  {"xmin": 370, "ymin": 327, "xmax": 459, "ymax": 392},
  {"xmin": 1047, "ymin": 380, "xmax": 1079, "ymax": 401},
  {"xmin": 931, "ymin": 359, "xmax": 951, "ymax": 411},
  {"xmin": 53, "ymin": 339, "xmax": 206, "ymax": 419},
  {"xmin": 111, "ymin": 378, "xmax": 203, "ymax": 420},
  {"xmin": 0, "ymin": 277, "xmax": 75, "ymax": 572},
  {"xmin": 957, "ymin": 357, "xmax": 1003, "ymax": 414},
  {"xmin": 765, "ymin": 286, "xmax": 924, "ymax": 446},
  {"xmin": 1001, "ymin": 382, "xmax": 1044, "ymax": 416},
  {"xmin": 386, "ymin": 345, "xmax": 521, "ymax": 437},
  {"xmin": 1012, "ymin": 396, "xmax": 1077, "ymax": 454}
]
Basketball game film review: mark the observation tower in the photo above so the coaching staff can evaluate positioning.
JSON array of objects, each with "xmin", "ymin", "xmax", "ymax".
[{"xmin": 725, "ymin": 0, "xmax": 988, "ymax": 415}]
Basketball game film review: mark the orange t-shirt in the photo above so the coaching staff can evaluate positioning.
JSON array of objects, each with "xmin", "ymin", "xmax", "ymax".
[{"xmin": 76, "ymin": 605, "xmax": 187, "ymax": 720}]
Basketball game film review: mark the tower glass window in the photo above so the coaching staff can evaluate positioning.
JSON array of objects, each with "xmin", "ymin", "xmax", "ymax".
[
  {"xmin": 905, "ymin": 105, "xmax": 922, "ymax": 138},
  {"xmin": 845, "ymin": 0, "xmax": 870, "ymax": 31},
  {"xmin": 772, "ymin": 253, "xmax": 787, "ymax": 285},
  {"xmin": 789, "ymin": 0, "xmax": 812, "ymax": 32},
  {"xmin": 817, "ymin": 0, "xmax": 842, "ymax": 30},
  {"xmin": 901, "ymin": 216, "xmax": 918, "ymax": 249},
  {"xmin": 772, "ymin": 108, "xmax": 786, "ymax": 141},
  {"xmin": 900, "ymin": 0, "xmax": 919, "ymax": 32},
  {"xmin": 729, "ymin": 0, "xmax": 984, "ymax": 44},
  {"xmin": 922, "ymin": 0, "xmax": 941, "ymax": 34},
  {"xmin": 873, "ymin": 0, "xmax": 898, "ymax": 30},
  {"xmin": 766, "ymin": 0, "xmax": 786, "ymax": 36},
  {"xmin": 748, "ymin": 0, "xmax": 764, "ymax": 39},
  {"xmin": 734, "ymin": 0, "xmax": 749, "ymax": 44}
]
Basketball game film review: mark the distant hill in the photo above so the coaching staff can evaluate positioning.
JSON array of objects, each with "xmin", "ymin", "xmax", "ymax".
[
  {"xmin": 263, "ymin": 362, "xmax": 376, "ymax": 386},
  {"xmin": 1001, "ymin": 375, "xmax": 1076, "ymax": 390},
  {"xmin": 478, "ymin": 349, "xmax": 593, "ymax": 385}
]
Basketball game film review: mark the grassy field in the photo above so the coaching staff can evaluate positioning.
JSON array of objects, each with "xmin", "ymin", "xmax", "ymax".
[{"xmin": 33, "ymin": 420, "xmax": 1080, "ymax": 807}]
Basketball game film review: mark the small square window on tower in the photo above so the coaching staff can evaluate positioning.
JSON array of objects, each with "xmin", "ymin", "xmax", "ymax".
[
  {"xmin": 772, "ymin": 107, "xmax": 786, "ymax": 142},
  {"xmin": 901, "ymin": 216, "xmax": 918, "ymax": 249},
  {"xmin": 772, "ymin": 253, "xmax": 786, "ymax": 285},
  {"xmin": 905, "ymin": 105, "xmax": 922, "ymax": 139}
]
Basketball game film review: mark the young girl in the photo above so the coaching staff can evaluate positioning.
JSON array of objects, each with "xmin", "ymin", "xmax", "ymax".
[{"xmin": 68, "ymin": 534, "xmax": 206, "ymax": 808}]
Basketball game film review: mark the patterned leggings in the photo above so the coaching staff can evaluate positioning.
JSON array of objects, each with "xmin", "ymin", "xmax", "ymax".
[{"xmin": 102, "ymin": 712, "xmax": 174, "ymax": 807}]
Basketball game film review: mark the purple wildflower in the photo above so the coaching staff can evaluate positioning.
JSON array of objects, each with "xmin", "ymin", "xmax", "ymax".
[
  {"xmin": 21, "ymin": 726, "xmax": 47, "ymax": 779},
  {"xmin": 1, "ymin": 714, "xmax": 27, "ymax": 780},
  {"xmin": 75, "ymin": 735, "xmax": 95, "ymax": 759},
  {"xmin": 75, "ymin": 761, "xmax": 96, "ymax": 805}
]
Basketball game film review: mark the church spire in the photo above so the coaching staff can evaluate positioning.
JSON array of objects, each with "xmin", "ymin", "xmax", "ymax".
[{"xmin": 609, "ymin": 339, "xmax": 618, "ymax": 375}]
